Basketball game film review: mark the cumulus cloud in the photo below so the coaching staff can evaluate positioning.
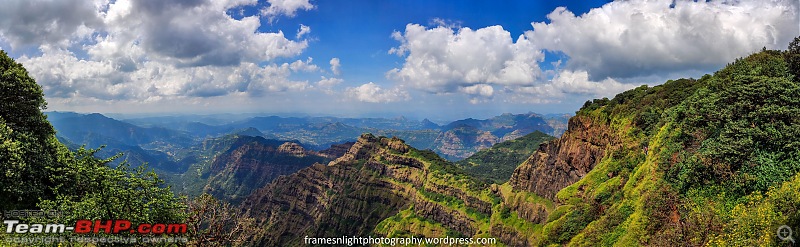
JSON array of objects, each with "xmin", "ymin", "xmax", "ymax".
[
  {"xmin": 290, "ymin": 57, "xmax": 318, "ymax": 72},
  {"xmin": 0, "ymin": 0, "xmax": 103, "ymax": 48},
  {"xmin": 460, "ymin": 84, "xmax": 494, "ymax": 97},
  {"xmin": 388, "ymin": 0, "xmax": 798, "ymax": 104},
  {"xmin": 96, "ymin": 0, "xmax": 308, "ymax": 67},
  {"xmin": 345, "ymin": 82, "xmax": 409, "ymax": 103},
  {"xmin": 262, "ymin": 0, "xmax": 314, "ymax": 21},
  {"xmin": 296, "ymin": 24, "xmax": 311, "ymax": 39},
  {"xmin": 0, "ymin": 0, "xmax": 317, "ymax": 104},
  {"xmin": 18, "ymin": 46, "xmax": 313, "ymax": 101},
  {"xmin": 526, "ymin": 0, "xmax": 798, "ymax": 80},
  {"xmin": 510, "ymin": 70, "xmax": 636, "ymax": 102},
  {"xmin": 387, "ymin": 24, "xmax": 543, "ymax": 93},
  {"xmin": 329, "ymin": 57, "xmax": 341, "ymax": 75},
  {"xmin": 317, "ymin": 76, "xmax": 343, "ymax": 88},
  {"xmin": 459, "ymin": 84, "xmax": 494, "ymax": 104}
]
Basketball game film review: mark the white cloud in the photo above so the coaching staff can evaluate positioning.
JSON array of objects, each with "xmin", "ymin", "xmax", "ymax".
[
  {"xmin": 345, "ymin": 82, "xmax": 409, "ymax": 103},
  {"xmin": 526, "ymin": 0, "xmax": 799, "ymax": 80},
  {"xmin": 0, "ymin": 0, "xmax": 318, "ymax": 105},
  {"xmin": 290, "ymin": 57, "xmax": 318, "ymax": 72},
  {"xmin": 93, "ymin": 0, "xmax": 308, "ymax": 67},
  {"xmin": 459, "ymin": 84, "xmax": 494, "ymax": 104},
  {"xmin": 297, "ymin": 24, "xmax": 311, "ymax": 39},
  {"xmin": 262, "ymin": 0, "xmax": 314, "ymax": 22},
  {"xmin": 387, "ymin": 24, "xmax": 543, "ymax": 94},
  {"xmin": 0, "ymin": 0, "xmax": 103, "ymax": 48},
  {"xmin": 317, "ymin": 76, "xmax": 343, "ymax": 88},
  {"xmin": 510, "ymin": 70, "xmax": 636, "ymax": 102},
  {"xmin": 329, "ymin": 57, "xmax": 341, "ymax": 75},
  {"xmin": 429, "ymin": 18, "xmax": 462, "ymax": 29},
  {"xmin": 387, "ymin": 0, "xmax": 798, "ymax": 104},
  {"xmin": 18, "ymin": 46, "xmax": 313, "ymax": 101},
  {"xmin": 459, "ymin": 84, "xmax": 494, "ymax": 97}
]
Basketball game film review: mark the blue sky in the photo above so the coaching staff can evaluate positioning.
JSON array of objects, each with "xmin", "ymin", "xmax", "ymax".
[
  {"xmin": 265, "ymin": 0, "xmax": 609, "ymax": 82},
  {"xmin": 0, "ymin": 0, "xmax": 798, "ymax": 121}
]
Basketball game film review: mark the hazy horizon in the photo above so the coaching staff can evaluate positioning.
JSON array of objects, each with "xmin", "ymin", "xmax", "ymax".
[{"xmin": 46, "ymin": 109, "xmax": 573, "ymax": 125}]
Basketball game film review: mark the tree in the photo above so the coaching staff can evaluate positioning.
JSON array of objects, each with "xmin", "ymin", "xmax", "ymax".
[
  {"xmin": 39, "ymin": 148, "xmax": 187, "ymax": 226},
  {"xmin": 0, "ymin": 50, "xmax": 54, "ymax": 141},
  {"xmin": 186, "ymin": 194, "xmax": 257, "ymax": 246},
  {"xmin": 786, "ymin": 36, "xmax": 800, "ymax": 81},
  {"xmin": 1, "ymin": 50, "xmax": 188, "ymax": 227},
  {"xmin": 0, "ymin": 50, "xmax": 60, "ymax": 209}
]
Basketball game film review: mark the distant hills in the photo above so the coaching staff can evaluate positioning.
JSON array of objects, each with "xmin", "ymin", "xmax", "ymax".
[
  {"xmin": 12, "ymin": 46, "xmax": 800, "ymax": 246},
  {"xmin": 46, "ymin": 112, "xmax": 194, "ymax": 172},
  {"xmin": 45, "ymin": 111, "xmax": 567, "ymax": 204},
  {"xmin": 203, "ymin": 135, "xmax": 332, "ymax": 202},
  {"xmin": 236, "ymin": 48, "xmax": 800, "ymax": 246},
  {"xmin": 432, "ymin": 113, "xmax": 560, "ymax": 160},
  {"xmin": 46, "ymin": 111, "xmax": 570, "ymax": 166},
  {"xmin": 456, "ymin": 131, "xmax": 555, "ymax": 183}
]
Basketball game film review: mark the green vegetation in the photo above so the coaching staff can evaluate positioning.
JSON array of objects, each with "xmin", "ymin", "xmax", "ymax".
[
  {"xmin": 456, "ymin": 131, "xmax": 554, "ymax": 183},
  {"xmin": 0, "ymin": 49, "xmax": 59, "ymax": 209},
  {"xmin": 0, "ymin": 50, "xmax": 187, "ymax": 241},
  {"xmin": 534, "ymin": 43, "xmax": 800, "ymax": 246},
  {"xmin": 248, "ymin": 42, "xmax": 800, "ymax": 246},
  {"xmin": 5, "ymin": 35, "xmax": 800, "ymax": 246},
  {"xmin": 375, "ymin": 206, "xmax": 447, "ymax": 237}
]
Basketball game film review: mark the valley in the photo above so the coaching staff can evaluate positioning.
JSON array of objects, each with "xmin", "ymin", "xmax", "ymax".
[
  {"xmin": 4, "ymin": 45, "xmax": 799, "ymax": 246},
  {"xmin": 46, "ymin": 111, "xmax": 567, "ymax": 199}
]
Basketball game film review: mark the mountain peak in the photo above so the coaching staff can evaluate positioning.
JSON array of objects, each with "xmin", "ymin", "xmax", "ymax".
[
  {"xmin": 277, "ymin": 142, "xmax": 306, "ymax": 156},
  {"xmin": 234, "ymin": 127, "xmax": 264, "ymax": 137},
  {"xmin": 330, "ymin": 133, "xmax": 411, "ymax": 166},
  {"xmin": 420, "ymin": 118, "xmax": 440, "ymax": 129}
]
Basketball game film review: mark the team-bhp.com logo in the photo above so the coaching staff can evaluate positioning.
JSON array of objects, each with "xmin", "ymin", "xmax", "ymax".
[{"xmin": 4, "ymin": 220, "xmax": 187, "ymax": 234}]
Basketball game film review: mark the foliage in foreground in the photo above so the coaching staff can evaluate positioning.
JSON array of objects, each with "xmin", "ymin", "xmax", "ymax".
[{"xmin": 0, "ymin": 50, "xmax": 192, "ymax": 245}]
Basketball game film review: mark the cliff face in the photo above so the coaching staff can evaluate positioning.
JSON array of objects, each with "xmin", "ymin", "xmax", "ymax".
[
  {"xmin": 204, "ymin": 136, "xmax": 329, "ymax": 202},
  {"xmin": 240, "ymin": 134, "xmax": 495, "ymax": 246},
  {"xmin": 509, "ymin": 115, "xmax": 620, "ymax": 200},
  {"xmin": 431, "ymin": 126, "xmax": 496, "ymax": 160},
  {"xmin": 317, "ymin": 141, "xmax": 354, "ymax": 158},
  {"xmin": 233, "ymin": 50, "xmax": 800, "ymax": 246}
]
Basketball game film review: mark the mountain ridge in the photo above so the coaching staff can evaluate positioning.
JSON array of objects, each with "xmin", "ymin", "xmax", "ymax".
[{"xmin": 233, "ymin": 47, "xmax": 800, "ymax": 246}]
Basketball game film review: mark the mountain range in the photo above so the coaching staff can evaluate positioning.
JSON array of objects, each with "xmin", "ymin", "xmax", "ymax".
[
  {"xmin": 7, "ymin": 41, "xmax": 800, "ymax": 247},
  {"xmin": 235, "ymin": 49, "xmax": 800, "ymax": 246},
  {"xmin": 45, "ymin": 111, "xmax": 566, "ymax": 203},
  {"xmin": 46, "ymin": 111, "xmax": 569, "ymax": 167}
]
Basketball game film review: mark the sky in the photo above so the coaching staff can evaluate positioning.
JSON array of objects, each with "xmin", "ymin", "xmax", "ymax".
[{"xmin": 1, "ymin": 0, "xmax": 798, "ymax": 121}]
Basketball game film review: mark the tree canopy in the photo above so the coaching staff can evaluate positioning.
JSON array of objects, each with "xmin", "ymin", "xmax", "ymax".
[{"xmin": 0, "ymin": 50, "xmax": 186, "ymax": 229}]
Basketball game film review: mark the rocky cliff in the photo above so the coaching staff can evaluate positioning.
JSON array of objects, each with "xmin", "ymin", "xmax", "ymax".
[
  {"xmin": 316, "ymin": 141, "xmax": 354, "ymax": 158},
  {"xmin": 240, "ymin": 133, "xmax": 497, "ymax": 246},
  {"xmin": 509, "ymin": 115, "xmax": 620, "ymax": 200},
  {"xmin": 234, "ymin": 49, "xmax": 800, "ymax": 247},
  {"xmin": 204, "ymin": 136, "xmax": 329, "ymax": 202}
]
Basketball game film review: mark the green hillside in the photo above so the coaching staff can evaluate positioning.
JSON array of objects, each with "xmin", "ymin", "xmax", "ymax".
[
  {"xmin": 457, "ymin": 131, "xmax": 554, "ymax": 183},
  {"xmin": 507, "ymin": 46, "xmax": 800, "ymax": 246},
  {"xmin": 4, "ymin": 38, "xmax": 800, "ymax": 246},
  {"xmin": 237, "ymin": 42, "xmax": 800, "ymax": 246},
  {"xmin": 240, "ymin": 133, "xmax": 499, "ymax": 246}
]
